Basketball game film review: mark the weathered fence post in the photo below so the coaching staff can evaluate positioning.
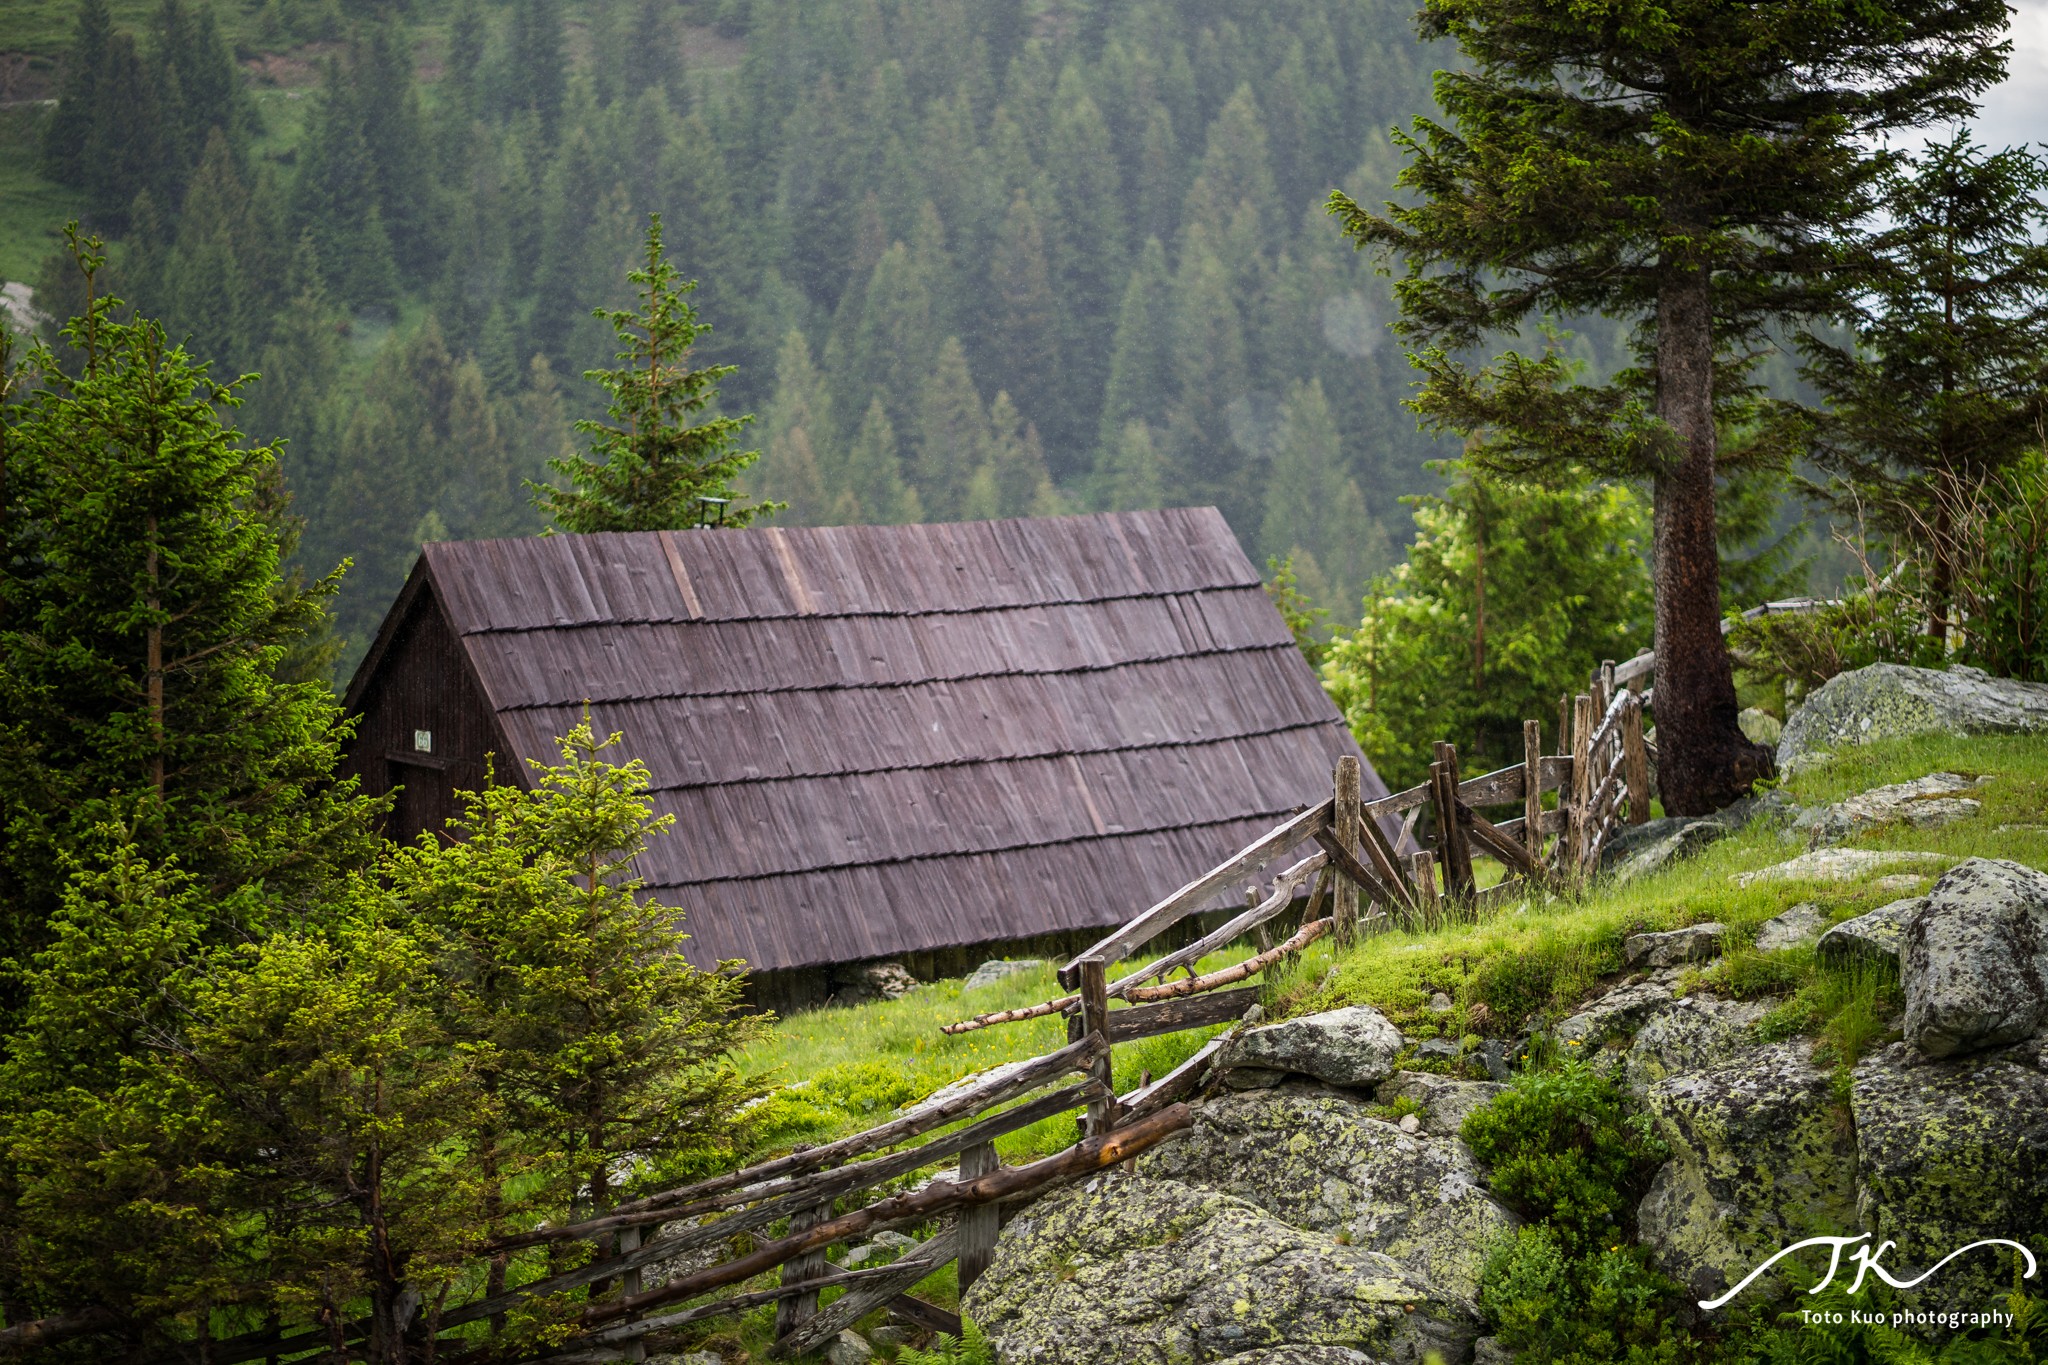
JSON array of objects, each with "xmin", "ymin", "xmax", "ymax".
[
  {"xmin": 618, "ymin": 1226, "xmax": 646, "ymax": 1363},
  {"xmin": 957, "ymin": 1141, "xmax": 1000, "ymax": 1293},
  {"xmin": 1569, "ymin": 694, "xmax": 1594, "ymax": 878},
  {"xmin": 1079, "ymin": 956, "xmax": 1116, "ymax": 1135},
  {"xmin": 1432, "ymin": 742, "xmax": 1476, "ymax": 900},
  {"xmin": 1410, "ymin": 850, "xmax": 1438, "ymax": 917},
  {"xmin": 774, "ymin": 1201, "xmax": 833, "ymax": 1338},
  {"xmin": 1600, "ymin": 659, "xmax": 1616, "ymax": 719},
  {"xmin": 1522, "ymin": 719, "xmax": 1543, "ymax": 861},
  {"xmin": 1557, "ymin": 694, "xmax": 1570, "ymax": 758},
  {"xmin": 1332, "ymin": 757, "xmax": 1361, "ymax": 946},
  {"xmin": 1622, "ymin": 694, "xmax": 1650, "ymax": 825}
]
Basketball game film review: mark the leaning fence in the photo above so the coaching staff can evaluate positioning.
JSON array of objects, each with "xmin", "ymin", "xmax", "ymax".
[{"xmin": 126, "ymin": 661, "xmax": 1659, "ymax": 1365}]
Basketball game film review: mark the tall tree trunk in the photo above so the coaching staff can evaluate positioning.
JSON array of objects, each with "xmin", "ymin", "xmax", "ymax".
[{"xmin": 1651, "ymin": 264, "xmax": 1773, "ymax": 814}]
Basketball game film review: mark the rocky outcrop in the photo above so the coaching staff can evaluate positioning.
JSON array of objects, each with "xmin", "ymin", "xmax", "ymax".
[
  {"xmin": 1754, "ymin": 903, "xmax": 1825, "ymax": 952},
  {"xmin": 1800, "ymin": 773, "xmax": 1984, "ymax": 847},
  {"xmin": 1732, "ymin": 848, "xmax": 1949, "ymax": 888},
  {"xmin": 1900, "ymin": 859, "xmax": 2048, "ymax": 1058},
  {"xmin": 1777, "ymin": 662, "xmax": 2048, "ymax": 768},
  {"xmin": 1219, "ymin": 1007, "xmax": 1405, "ymax": 1089},
  {"xmin": 963, "ymin": 1173, "xmax": 1479, "ymax": 1365},
  {"xmin": 1619, "ymin": 997, "xmax": 1767, "ymax": 1100},
  {"xmin": 1852, "ymin": 1041, "xmax": 2048, "ymax": 1306},
  {"xmin": 1604, "ymin": 819, "xmax": 1730, "ymax": 885},
  {"xmin": 1623, "ymin": 924, "xmax": 1725, "ymax": 969},
  {"xmin": 965, "ymin": 959, "xmax": 1046, "ymax": 989},
  {"xmin": 1554, "ymin": 982, "xmax": 1676, "ymax": 1048},
  {"xmin": 1636, "ymin": 1040, "xmax": 1860, "ymax": 1304},
  {"xmin": 1376, "ymin": 1072, "xmax": 1507, "ymax": 1138},
  {"xmin": 1139, "ymin": 1084, "xmax": 1517, "ymax": 1305},
  {"xmin": 1814, "ymin": 897, "xmax": 1921, "ymax": 967}
]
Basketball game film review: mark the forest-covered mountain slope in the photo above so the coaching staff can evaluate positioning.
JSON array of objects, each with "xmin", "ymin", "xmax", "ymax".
[{"xmin": 1, "ymin": 0, "xmax": 1492, "ymax": 664}]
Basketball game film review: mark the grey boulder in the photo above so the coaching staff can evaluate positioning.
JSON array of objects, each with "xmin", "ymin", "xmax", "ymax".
[
  {"xmin": 1376, "ymin": 1070, "xmax": 1507, "ymax": 1137},
  {"xmin": 1138, "ymin": 1085, "xmax": 1517, "ymax": 1306},
  {"xmin": 964, "ymin": 1173, "xmax": 1478, "ymax": 1365},
  {"xmin": 1220, "ymin": 1006, "xmax": 1405, "ymax": 1088},
  {"xmin": 1778, "ymin": 662, "xmax": 2048, "ymax": 767},
  {"xmin": 964, "ymin": 958, "xmax": 1046, "ymax": 990},
  {"xmin": 1900, "ymin": 858, "xmax": 2048, "ymax": 1058},
  {"xmin": 1554, "ymin": 981, "xmax": 1677, "ymax": 1049},
  {"xmin": 1754, "ymin": 903, "xmax": 1826, "ymax": 952},
  {"xmin": 1620, "ymin": 996, "xmax": 1768, "ymax": 1100},
  {"xmin": 1852, "ymin": 1041, "xmax": 2048, "ymax": 1306},
  {"xmin": 1603, "ymin": 818, "xmax": 1730, "ymax": 884},
  {"xmin": 1636, "ymin": 1040, "xmax": 1860, "ymax": 1307},
  {"xmin": 1814, "ymin": 898, "xmax": 1923, "ymax": 967},
  {"xmin": 1802, "ymin": 772, "xmax": 1984, "ymax": 848},
  {"xmin": 1733, "ymin": 848, "xmax": 1949, "ymax": 888},
  {"xmin": 1623, "ymin": 923, "xmax": 1726, "ymax": 969}
]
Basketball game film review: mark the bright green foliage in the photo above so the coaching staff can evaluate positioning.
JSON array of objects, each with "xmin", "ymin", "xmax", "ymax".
[
  {"xmin": 1461, "ymin": 1064, "xmax": 1667, "ymax": 1256},
  {"xmin": 1322, "ymin": 465, "xmax": 1649, "ymax": 790},
  {"xmin": 0, "ymin": 231, "xmax": 378, "ymax": 988},
  {"xmin": 900, "ymin": 1318, "xmax": 998, "ymax": 1365},
  {"xmin": 392, "ymin": 721, "xmax": 766, "ymax": 1211},
  {"xmin": 535, "ymin": 215, "xmax": 769, "ymax": 533},
  {"xmin": 1265, "ymin": 555, "xmax": 1333, "ymax": 669},
  {"xmin": 1477, "ymin": 1226, "xmax": 1689, "ymax": 1365}
]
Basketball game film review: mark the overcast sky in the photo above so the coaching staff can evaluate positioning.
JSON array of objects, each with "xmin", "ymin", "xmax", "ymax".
[{"xmin": 1972, "ymin": 0, "xmax": 2048, "ymax": 150}]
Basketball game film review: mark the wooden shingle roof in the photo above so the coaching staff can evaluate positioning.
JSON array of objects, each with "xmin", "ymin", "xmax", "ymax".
[{"xmin": 360, "ymin": 508, "xmax": 1386, "ymax": 973}]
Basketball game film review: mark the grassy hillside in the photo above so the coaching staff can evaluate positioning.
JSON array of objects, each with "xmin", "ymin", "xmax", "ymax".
[{"xmin": 681, "ymin": 733, "xmax": 2043, "ymax": 1358}]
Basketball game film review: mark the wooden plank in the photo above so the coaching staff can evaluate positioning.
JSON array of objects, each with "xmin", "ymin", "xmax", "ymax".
[
  {"xmin": 1107, "ymin": 987, "xmax": 1262, "ymax": 1042},
  {"xmin": 1111, "ymin": 851, "xmax": 1324, "ymax": 999},
  {"xmin": 1124, "ymin": 920, "xmax": 1328, "ymax": 1004},
  {"xmin": 767, "ymin": 1230, "xmax": 961, "ymax": 1359},
  {"xmin": 1355, "ymin": 809, "xmax": 1417, "ymax": 911},
  {"xmin": 1569, "ymin": 693, "xmax": 1594, "ymax": 874},
  {"xmin": 889, "ymin": 1295, "xmax": 965, "ymax": 1339},
  {"xmin": 1613, "ymin": 649, "xmax": 1654, "ymax": 685},
  {"xmin": 956, "ymin": 1143, "xmax": 999, "ymax": 1293},
  {"xmin": 655, "ymin": 529, "xmax": 703, "ymax": 619},
  {"xmin": 1411, "ymin": 850, "xmax": 1438, "ymax": 915},
  {"xmin": 1313, "ymin": 829, "xmax": 1409, "ymax": 914},
  {"xmin": 1119, "ymin": 1037, "xmax": 1226, "ymax": 1120},
  {"xmin": 1494, "ymin": 809, "xmax": 1567, "ymax": 840},
  {"xmin": 1524, "ymin": 719, "xmax": 1544, "ymax": 860},
  {"xmin": 618, "ymin": 1226, "xmax": 646, "ymax": 1364},
  {"xmin": 1333, "ymin": 757, "xmax": 1361, "ymax": 945},
  {"xmin": 774, "ymin": 1201, "xmax": 833, "ymax": 1337},
  {"xmin": 1622, "ymin": 695, "xmax": 1651, "ymax": 826},
  {"xmin": 1059, "ymin": 801, "xmax": 1332, "ymax": 987},
  {"xmin": 1463, "ymin": 803, "xmax": 1539, "ymax": 879},
  {"xmin": 1079, "ymin": 957, "xmax": 1116, "ymax": 1135},
  {"xmin": 1434, "ymin": 745, "xmax": 1477, "ymax": 899},
  {"xmin": 1364, "ymin": 758, "xmax": 1570, "ymax": 823}
]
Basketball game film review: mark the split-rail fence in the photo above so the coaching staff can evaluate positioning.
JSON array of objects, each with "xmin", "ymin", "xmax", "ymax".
[{"xmin": 107, "ymin": 658, "xmax": 1659, "ymax": 1365}]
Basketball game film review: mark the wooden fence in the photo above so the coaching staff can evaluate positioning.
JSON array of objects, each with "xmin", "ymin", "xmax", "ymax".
[{"xmin": 149, "ymin": 669, "xmax": 1657, "ymax": 1365}]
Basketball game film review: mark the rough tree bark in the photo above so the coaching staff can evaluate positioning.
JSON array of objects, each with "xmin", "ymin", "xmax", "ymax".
[{"xmin": 1651, "ymin": 261, "xmax": 1775, "ymax": 814}]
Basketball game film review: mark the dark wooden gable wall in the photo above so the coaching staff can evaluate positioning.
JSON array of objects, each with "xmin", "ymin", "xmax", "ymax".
[{"xmin": 341, "ymin": 569, "xmax": 516, "ymax": 848}]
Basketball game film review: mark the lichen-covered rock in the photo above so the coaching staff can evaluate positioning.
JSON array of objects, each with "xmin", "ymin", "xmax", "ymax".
[
  {"xmin": 1376, "ymin": 1071, "xmax": 1507, "ymax": 1137},
  {"xmin": 1732, "ymin": 848, "xmax": 1950, "ymax": 888},
  {"xmin": 1900, "ymin": 858, "xmax": 2048, "ymax": 1058},
  {"xmin": 1620, "ymin": 997, "xmax": 1768, "ymax": 1100},
  {"xmin": 964, "ymin": 1173, "xmax": 1478, "ymax": 1365},
  {"xmin": 1739, "ymin": 708, "xmax": 1783, "ymax": 747},
  {"xmin": 1755, "ymin": 903, "xmax": 1826, "ymax": 952},
  {"xmin": 1852, "ymin": 1041, "xmax": 2048, "ymax": 1307},
  {"xmin": 1802, "ymin": 773, "xmax": 1985, "ymax": 848},
  {"xmin": 1220, "ymin": 1006, "xmax": 1405, "ymax": 1088},
  {"xmin": 1605, "ymin": 819, "xmax": 1730, "ymax": 885},
  {"xmin": 1623, "ymin": 924, "xmax": 1726, "ymax": 969},
  {"xmin": 1212, "ymin": 1349, "xmax": 1386, "ymax": 1365},
  {"xmin": 1777, "ymin": 662, "xmax": 2048, "ymax": 767},
  {"xmin": 1636, "ymin": 1040, "xmax": 1860, "ymax": 1306},
  {"xmin": 1554, "ymin": 981, "xmax": 1677, "ymax": 1047},
  {"xmin": 1138, "ymin": 1085, "xmax": 1517, "ymax": 1305},
  {"xmin": 1814, "ymin": 898, "xmax": 1922, "ymax": 967}
]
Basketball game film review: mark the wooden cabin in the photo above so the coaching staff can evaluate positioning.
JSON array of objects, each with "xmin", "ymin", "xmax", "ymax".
[{"xmin": 340, "ymin": 508, "xmax": 1392, "ymax": 1007}]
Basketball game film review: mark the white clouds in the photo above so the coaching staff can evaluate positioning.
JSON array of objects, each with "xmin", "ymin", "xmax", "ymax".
[{"xmin": 1974, "ymin": 0, "xmax": 2048, "ymax": 151}]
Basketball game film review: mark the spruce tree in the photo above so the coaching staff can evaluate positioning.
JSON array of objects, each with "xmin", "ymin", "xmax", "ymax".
[
  {"xmin": 988, "ymin": 190, "xmax": 1060, "ymax": 455},
  {"xmin": 1804, "ymin": 133, "xmax": 2048, "ymax": 629},
  {"xmin": 755, "ymin": 329, "xmax": 836, "ymax": 525},
  {"xmin": 1095, "ymin": 420, "xmax": 1166, "ymax": 513},
  {"xmin": 534, "ymin": 216, "xmax": 770, "ymax": 533},
  {"xmin": 838, "ymin": 396, "xmax": 921, "ymax": 525},
  {"xmin": 40, "ymin": 0, "xmax": 112, "ymax": 187},
  {"xmin": 911, "ymin": 335, "xmax": 987, "ymax": 521},
  {"xmin": 1260, "ymin": 378, "xmax": 1379, "ymax": 620},
  {"xmin": 1330, "ymin": 0, "xmax": 2008, "ymax": 811}
]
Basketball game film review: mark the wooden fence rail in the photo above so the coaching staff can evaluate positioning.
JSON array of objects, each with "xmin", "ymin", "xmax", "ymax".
[{"xmin": 117, "ymin": 661, "xmax": 1666, "ymax": 1365}]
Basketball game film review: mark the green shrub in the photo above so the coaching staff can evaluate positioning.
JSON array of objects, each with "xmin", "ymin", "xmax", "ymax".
[
  {"xmin": 1461, "ymin": 1062, "xmax": 1667, "ymax": 1255},
  {"xmin": 899, "ymin": 1318, "xmax": 997, "ymax": 1365}
]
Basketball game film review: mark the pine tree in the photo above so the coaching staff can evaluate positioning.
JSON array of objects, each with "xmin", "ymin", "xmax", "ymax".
[
  {"xmin": 837, "ymin": 396, "xmax": 921, "ymax": 524},
  {"xmin": 1095, "ymin": 419, "xmax": 1166, "ymax": 512},
  {"xmin": 1163, "ymin": 234, "xmax": 1249, "ymax": 518},
  {"xmin": 845, "ymin": 241, "xmax": 939, "ymax": 444},
  {"xmin": 500, "ymin": 0, "xmax": 568, "ymax": 140},
  {"xmin": 1804, "ymin": 134, "xmax": 2048, "ymax": 629},
  {"xmin": 160, "ymin": 129, "xmax": 258, "ymax": 371},
  {"xmin": 912, "ymin": 336, "xmax": 987, "ymax": 522},
  {"xmin": 753, "ymin": 329, "xmax": 836, "ymax": 525},
  {"xmin": 1259, "ymin": 378, "xmax": 1380, "ymax": 620},
  {"xmin": 40, "ymin": 0, "xmax": 113, "ymax": 187},
  {"xmin": 1094, "ymin": 236, "xmax": 1173, "ymax": 455},
  {"xmin": 0, "ymin": 228, "xmax": 378, "ymax": 993},
  {"xmin": 1328, "ymin": 0, "xmax": 2007, "ymax": 810},
  {"xmin": 535, "ymin": 216, "xmax": 769, "ymax": 533},
  {"xmin": 988, "ymin": 190, "xmax": 1061, "ymax": 458},
  {"xmin": 983, "ymin": 390, "xmax": 1057, "ymax": 518}
]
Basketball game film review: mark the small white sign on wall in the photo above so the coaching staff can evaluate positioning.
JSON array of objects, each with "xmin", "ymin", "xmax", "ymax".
[{"xmin": 414, "ymin": 730, "xmax": 433, "ymax": 753}]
